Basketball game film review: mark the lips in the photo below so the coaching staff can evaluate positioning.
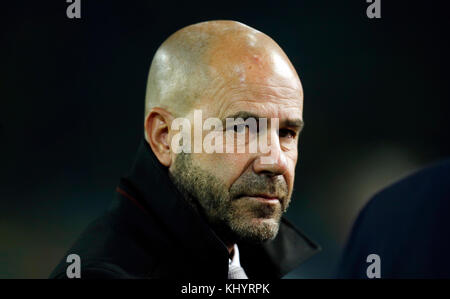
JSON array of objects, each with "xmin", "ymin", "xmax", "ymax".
[{"xmin": 242, "ymin": 194, "xmax": 280, "ymax": 204}]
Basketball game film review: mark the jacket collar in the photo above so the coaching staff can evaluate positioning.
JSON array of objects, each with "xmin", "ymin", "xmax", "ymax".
[{"xmin": 118, "ymin": 138, "xmax": 320, "ymax": 278}]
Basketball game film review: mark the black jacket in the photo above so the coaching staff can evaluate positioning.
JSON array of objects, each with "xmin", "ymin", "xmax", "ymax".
[
  {"xmin": 50, "ymin": 139, "xmax": 320, "ymax": 279},
  {"xmin": 337, "ymin": 159, "xmax": 450, "ymax": 278}
]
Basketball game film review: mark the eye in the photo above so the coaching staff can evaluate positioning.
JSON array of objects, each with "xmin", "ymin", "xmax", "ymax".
[
  {"xmin": 279, "ymin": 128, "xmax": 296, "ymax": 139},
  {"xmin": 228, "ymin": 123, "xmax": 256, "ymax": 133},
  {"xmin": 232, "ymin": 124, "xmax": 246, "ymax": 133},
  {"xmin": 226, "ymin": 121, "xmax": 260, "ymax": 135}
]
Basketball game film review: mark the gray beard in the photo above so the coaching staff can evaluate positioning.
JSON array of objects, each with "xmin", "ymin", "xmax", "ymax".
[{"xmin": 168, "ymin": 152, "xmax": 290, "ymax": 244}]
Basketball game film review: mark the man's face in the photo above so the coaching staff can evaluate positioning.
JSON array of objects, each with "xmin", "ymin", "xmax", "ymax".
[{"xmin": 169, "ymin": 56, "xmax": 304, "ymax": 243}]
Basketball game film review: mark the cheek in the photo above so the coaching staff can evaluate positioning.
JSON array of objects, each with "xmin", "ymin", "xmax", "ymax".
[
  {"xmin": 192, "ymin": 152, "xmax": 251, "ymax": 188},
  {"xmin": 286, "ymin": 145, "xmax": 298, "ymax": 167},
  {"xmin": 285, "ymin": 153, "xmax": 298, "ymax": 189}
]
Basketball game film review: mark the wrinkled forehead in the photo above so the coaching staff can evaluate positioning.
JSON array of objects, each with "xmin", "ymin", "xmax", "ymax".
[
  {"xmin": 214, "ymin": 84, "xmax": 303, "ymax": 124},
  {"xmin": 200, "ymin": 52, "xmax": 303, "ymax": 120}
]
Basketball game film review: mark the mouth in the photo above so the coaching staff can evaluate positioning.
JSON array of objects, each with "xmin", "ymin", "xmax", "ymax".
[{"xmin": 240, "ymin": 194, "xmax": 280, "ymax": 204}]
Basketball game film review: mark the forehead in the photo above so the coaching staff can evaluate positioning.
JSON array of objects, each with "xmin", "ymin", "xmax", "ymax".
[
  {"xmin": 204, "ymin": 81, "xmax": 303, "ymax": 121},
  {"xmin": 200, "ymin": 47, "xmax": 304, "ymax": 120}
]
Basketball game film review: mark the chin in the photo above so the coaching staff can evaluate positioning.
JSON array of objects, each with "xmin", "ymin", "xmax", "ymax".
[{"xmin": 231, "ymin": 217, "xmax": 280, "ymax": 243}]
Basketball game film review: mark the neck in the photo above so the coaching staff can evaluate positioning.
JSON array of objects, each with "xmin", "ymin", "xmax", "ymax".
[
  {"xmin": 226, "ymin": 243, "xmax": 234, "ymax": 255},
  {"xmin": 185, "ymin": 200, "xmax": 236, "ymax": 255},
  {"xmin": 168, "ymin": 174, "xmax": 237, "ymax": 256},
  {"xmin": 208, "ymin": 221, "xmax": 237, "ymax": 256}
]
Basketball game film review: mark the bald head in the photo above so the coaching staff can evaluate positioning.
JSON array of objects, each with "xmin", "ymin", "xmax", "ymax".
[{"xmin": 144, "ymin": 20, "xmax": 302, "ymax": 119}]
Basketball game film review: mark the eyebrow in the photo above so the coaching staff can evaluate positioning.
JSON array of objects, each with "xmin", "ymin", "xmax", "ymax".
[{"xmin": 222, "ymin": 111, "xmax": 304, "ymax": 130}]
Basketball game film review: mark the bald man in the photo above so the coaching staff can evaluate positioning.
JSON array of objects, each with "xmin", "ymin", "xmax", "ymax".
[{"xmin": 50, "ymin": 20, "xmax": 320, "ymax": 279}]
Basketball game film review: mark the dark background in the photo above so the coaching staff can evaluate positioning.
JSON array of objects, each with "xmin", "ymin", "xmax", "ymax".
[{"xmin": 1, "ymin": 0, "xmax": 449, "ymax": 278}]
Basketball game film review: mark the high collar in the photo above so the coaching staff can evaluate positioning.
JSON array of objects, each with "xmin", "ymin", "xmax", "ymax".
[{"xmin": 117, "ymin": 138, "xmax": 320, "ymax": 278}]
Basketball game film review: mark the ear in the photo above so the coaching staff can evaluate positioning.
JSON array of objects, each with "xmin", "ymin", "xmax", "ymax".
[{"xmin": 144, "ymin": 108, "xmax": 173, "ymax": 167}]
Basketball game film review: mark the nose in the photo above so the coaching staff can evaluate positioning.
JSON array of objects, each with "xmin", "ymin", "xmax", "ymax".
[{"xmin": 252, "ymin": 129, "xmax": 288, "ymax": 176}]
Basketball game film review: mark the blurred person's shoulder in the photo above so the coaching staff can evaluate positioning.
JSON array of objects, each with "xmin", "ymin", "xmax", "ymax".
[
  {"xmin": 350, "ymin": 158, "xmax": 450, "ymax": 234},
  {"xmin": 338, "ymin": 158, "xmax": 450, "ymax": 278},
  {"xmin": 368, "ymin": 158, "xmax": 450, "ymax": 209}
]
